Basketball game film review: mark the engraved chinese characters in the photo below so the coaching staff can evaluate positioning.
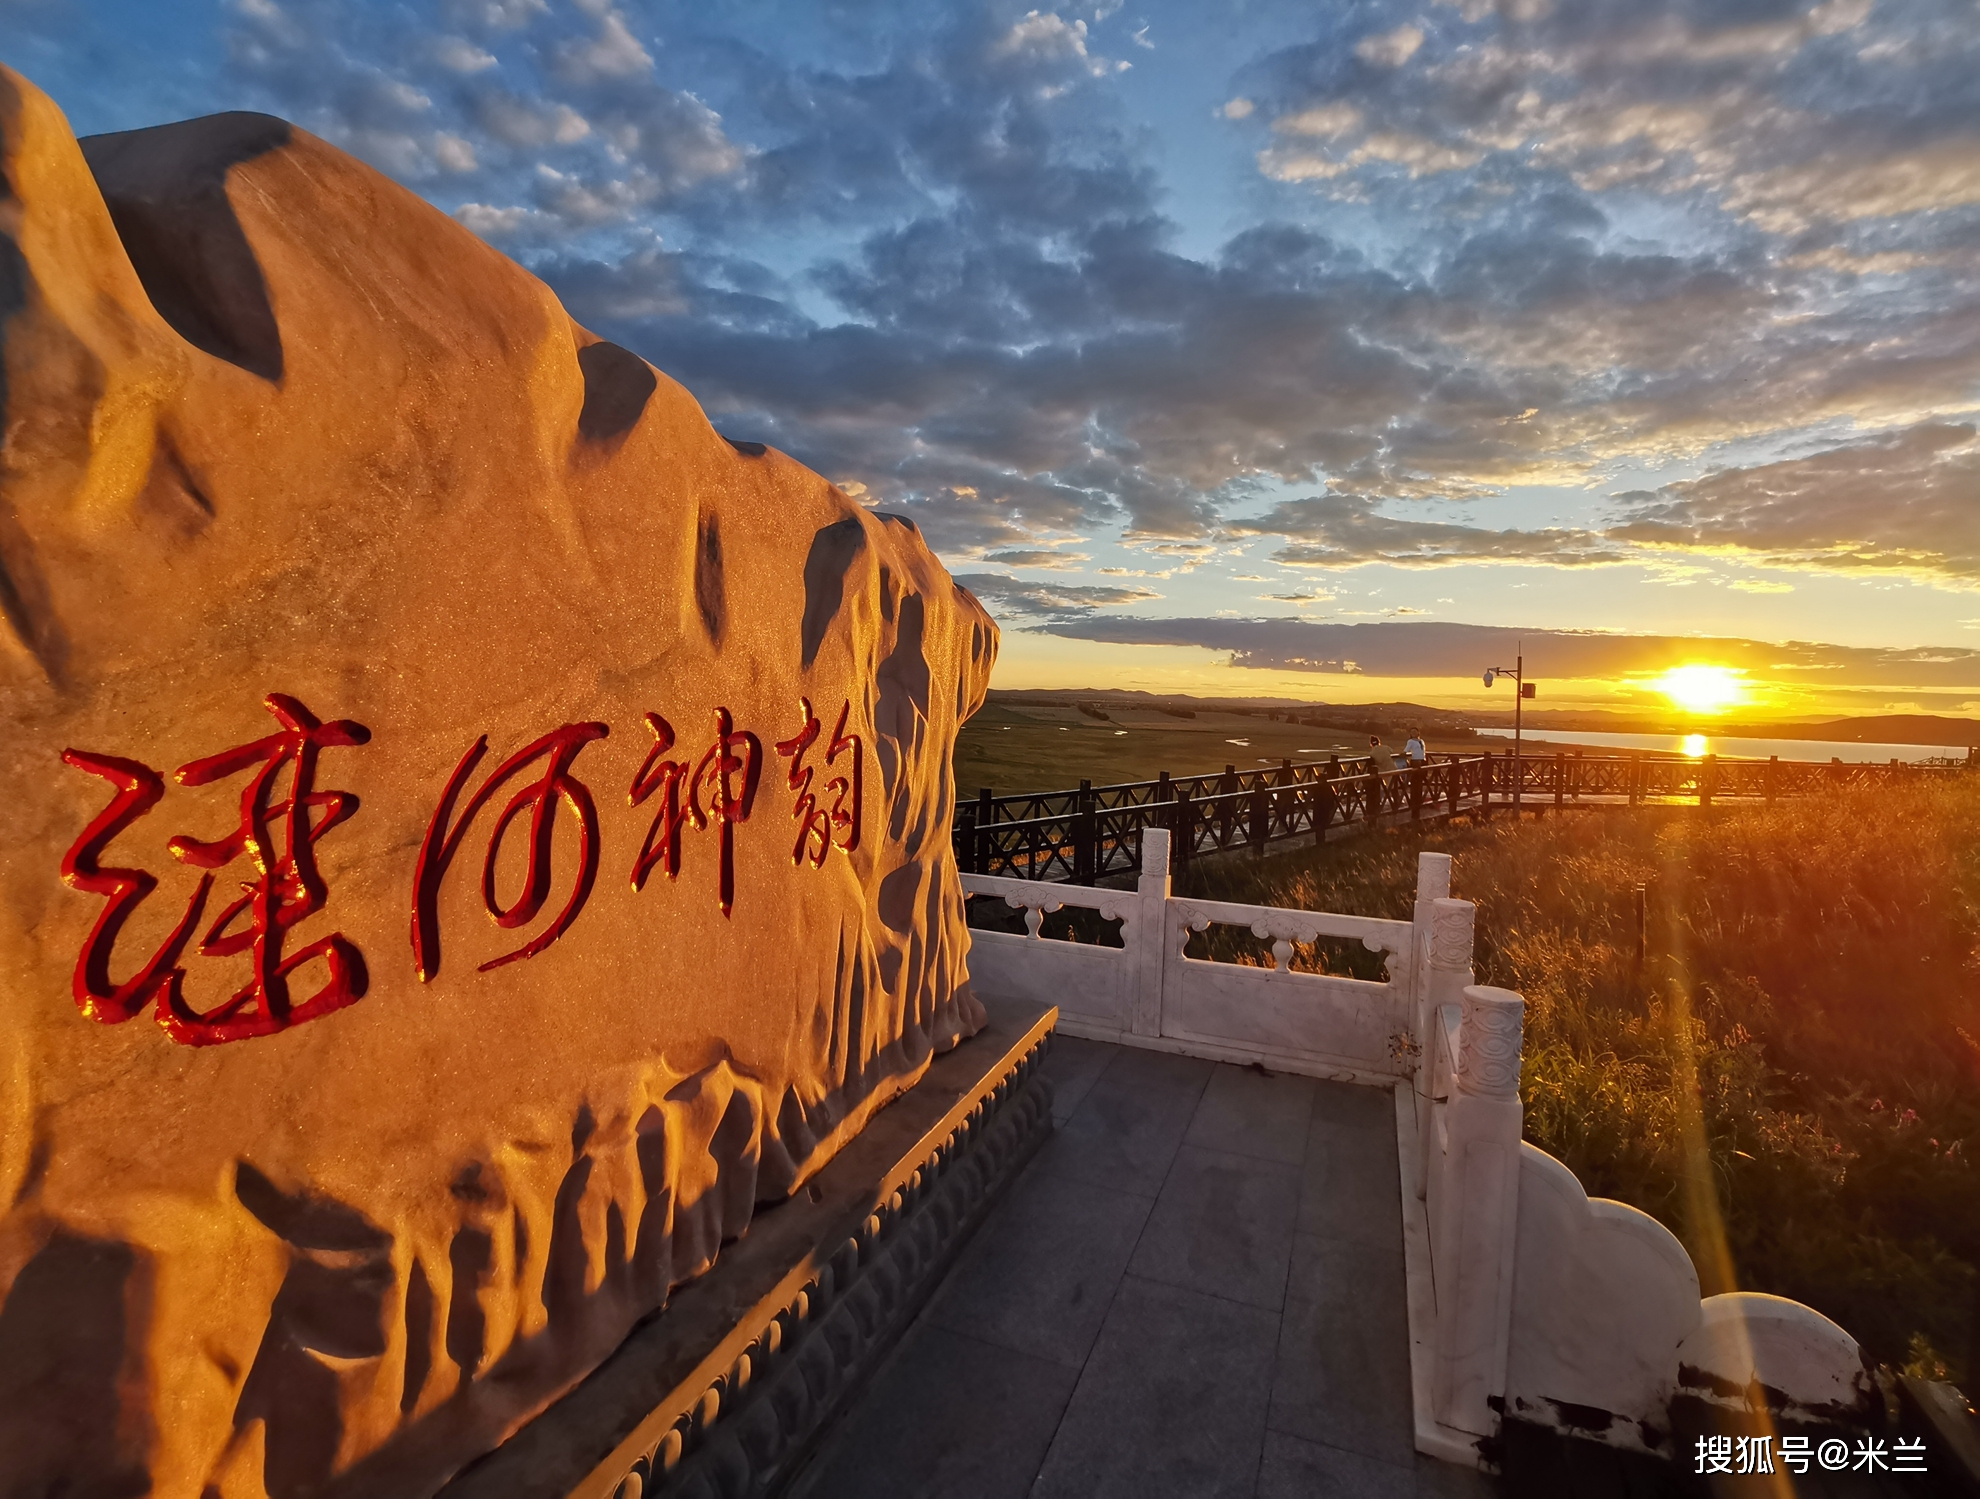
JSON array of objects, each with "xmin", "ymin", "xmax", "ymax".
[
  {"xmin": 630, "ymin": 712, "xmax": 692, "ymax": 893},
  {"xmin": 59, "ymin": 694, "xmax": 372, "ymax": 1046},
  {"xmin": 686, "ymin": 707, "xmax": 763, "ymax": 917},
  {"xmin": 776, "ymin": 697, "xmax": 863, "ymax": 868},
  {"xmin": 60, "ymin": 694, "xmax": 870, "ymax": 1029},
  {"xmin": 411, "ymin": 703, "xmax": 857, "ymax": 978},
  {"xmin": 1, "ymin": 72, "xmax": 996, "ymax": 1499},
  {"xmin": 412, "ymin": 721, "xmax": 612, "ymax": 981},
  {"xmin": 631, "ymin": 701, "xmax": 860, "ymax": 908}
]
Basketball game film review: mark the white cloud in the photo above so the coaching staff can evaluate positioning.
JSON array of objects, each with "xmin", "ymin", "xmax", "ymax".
[
  {"xmin": 1811, "ymin": 0, "xmax": 1875, "ymax": 34},
  {"xmin": 953, "ymin": 572, "xmax": 1161, "ymax": 619},
  {"xmin": 992, "ymin": 10, "xmax": 1123, "ymax": 76},
  {"xmin": 1355, "ymin": 22, "xmax": 1425, "ymax": 66},
  {"xmin": 981, "ymin": 548, "xmax": 1093, "ymax": 569},
  {"xmin": 474, "ymin": 93, "xmax": 591, "ymax": 147},
  {"xmin": 1222, "ymin": 97, "xmax": 1254, "ymax": 120},
  {"xmin": 1358, "ymin": 129, "xmax": 1483, "ymax": 175},
  {"xmin": 1783, "ymin": 248, "xmax": 1947, "ymax": 276},
  {"xmin": 454, "ymin": 201, "xmax": 542, "ymax": 237},
  {"xmin": 1724, "ymin": 138, "xmax": 1980, "ymax": 233},
  {"xmin": 1611, "ymin": 422, "xmax": 1980, "ymax": 584},
  {"xmin": 1273, "ymin": 102, "xmax": 1362, "ymax": 139},
  {"xmin": 433, "ymin": 132, "xmax": 478, "ymax": 172},
  {"xmin": 1257, "ymin": 147, "xmax": 1353, "ymax": 182},
  {"xmin": 434, "ymin": 35, "xmax": 498, "ymax": 73},
  {"xmin": 447, "ymin": 0, "xmax": 547, "ymax": 27},
  {"xmin": 382, "ymin": 79, "xmax": 432, "ymax": 112},
  {"xmin": 553, "ymin": 7, "xmax": 653, "ymax": 82},
  {"xmin": 1260, "ymin": 125, "xmax": 1481, "ymax": 182}
]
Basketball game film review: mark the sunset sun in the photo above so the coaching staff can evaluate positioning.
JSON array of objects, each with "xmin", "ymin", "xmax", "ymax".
[{"xmin": 1653, "ymin": 664, "xmax": 1745, "ymax": 715}]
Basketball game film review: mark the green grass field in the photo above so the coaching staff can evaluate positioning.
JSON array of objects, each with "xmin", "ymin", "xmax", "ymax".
[
  {"xmin": 1182, "ymin": 784, "xmax": 1980, "ymax": 1383},
  {"xmin": 954, "ymin": 698, "xmax": 1479, "ymax": 796}
]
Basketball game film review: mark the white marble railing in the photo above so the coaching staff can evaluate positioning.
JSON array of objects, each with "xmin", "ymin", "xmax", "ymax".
[
  {"xmin": 1396, "ymin": 862, "xmax": 1875, "ymax": 1467},
  {"xmin": 961, "ymin": 836, "xmax": 1877, "ymax": 1471},
  {"xmin": 962, "ymin": 828, "xmax": 1417, "ymax": 1080}
]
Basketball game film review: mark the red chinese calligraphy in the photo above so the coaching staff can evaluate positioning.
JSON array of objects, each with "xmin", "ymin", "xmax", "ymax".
[
  {"xmin": 58, "ymin": 752, "xmax": 212, "ymax": 1024},
  {"xmin": 629, "ymin": 708, "xmax": 762, "ymax": 915},
  {"xmin": 59, "ymin": 693, "xmax": 372, "ymax": 1046},
  {"xmin": 774, "ymin": 698, "xmax": 863, "ymax": 869},
  {"xmin": 688, "ymin": 708, "xmax": 761, "ymax": 916},
  {"xmin": 629, "ymin": 712, "xmax": 691, "ymax": 891},
  {"xmin": 411, "ymin": 721, "xmax": 609, "ymax": 980}
]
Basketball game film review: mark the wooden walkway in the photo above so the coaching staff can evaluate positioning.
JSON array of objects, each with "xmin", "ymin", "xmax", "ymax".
[{"xmin": 954, "ymin": 752, "xmax": 1959, "ymax": 885}]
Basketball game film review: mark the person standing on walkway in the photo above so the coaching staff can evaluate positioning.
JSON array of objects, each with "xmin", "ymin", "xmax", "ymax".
[
  {"xmin": 1369, "ymin": 732, "xmax": 1403, "ymax": 770},
  {"xmin": 1405, "ymin": 730, "xmax": 1427, "ymax": 766}
]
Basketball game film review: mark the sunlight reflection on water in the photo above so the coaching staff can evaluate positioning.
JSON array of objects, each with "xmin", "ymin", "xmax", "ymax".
[{"xmin": 1473, "ymin": 728, "xmax": 1957, "ymax": 763}]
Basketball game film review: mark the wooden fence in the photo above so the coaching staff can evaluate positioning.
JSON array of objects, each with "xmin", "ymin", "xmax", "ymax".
[{"xmin": 951, "ymin": 748, "xmax": 1964, "ymax": 883}]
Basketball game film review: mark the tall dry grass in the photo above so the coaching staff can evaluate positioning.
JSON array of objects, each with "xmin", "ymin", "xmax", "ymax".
[{"xmin": 1184, "ymin": 775, "xmax": 1980, "ymax": 1380}]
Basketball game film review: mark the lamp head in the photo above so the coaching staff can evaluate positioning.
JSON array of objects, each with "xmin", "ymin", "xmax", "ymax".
[{"xmin": 1483, "ymin": 668, "xmax": 1497, "ymax": 688}]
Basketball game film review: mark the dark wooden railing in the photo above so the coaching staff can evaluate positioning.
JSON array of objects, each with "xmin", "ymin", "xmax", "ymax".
[{"xmin": 952, "ymin": 749, "xmax": 1966, "ymax": 883}]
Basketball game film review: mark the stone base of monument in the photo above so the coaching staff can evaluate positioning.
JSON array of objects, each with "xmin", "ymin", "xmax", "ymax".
[{"xmin": 435, "ymin": 997, "xmax": 1058, "ymax": 1499}]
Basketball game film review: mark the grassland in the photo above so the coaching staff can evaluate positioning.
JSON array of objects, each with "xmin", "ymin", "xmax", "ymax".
[
  {"xmin": 1180, "ymin": 778, "xmax": 1980, "ymax": 1383},
  {"xmin": 954, "ymin": 697, "xmax": 1478, "ymax": 796}
]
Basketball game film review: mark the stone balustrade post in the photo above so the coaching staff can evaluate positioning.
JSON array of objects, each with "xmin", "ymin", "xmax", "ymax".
[
  {"xmin": 1411, "ymin": 854, "xmax": 1452, "ymax": 1068},
  {"xmin": 1416, "ymin": 893, "xmax": 1473, "ymax": 1200},
  {"xmin": 1411, "ymin": 859, "xmax": 1451, "ymax": 1200},
  {"xmin": 1131, "ymin": 827, "xmax": 1172, "ymax": 1038},
  {"xmin": 1431, "ymin": 983, "xmax": 1525, "ymax": 1439}
]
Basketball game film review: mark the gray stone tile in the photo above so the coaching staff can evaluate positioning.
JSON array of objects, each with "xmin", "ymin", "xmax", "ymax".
[
  {"xmin": 1094, "ymin": 1043, "xmax": 1219, "ymax": 1096},
  {"xmin": 1310, "ymin": 1077, "xmax": 1397, "ymax": 1133},
  {"xmin": 1185, "ymin": 1064, "xmax": 1317, "ymax": 1166},
  {"xmin": 1127, "ymin": 1144, "xmax": 1301, "ymax": 1311},
  {"xmin": 1284, "ymin": 1224, "xmax": 1405, "ymax": 1309},
  {"xmin": 1036, "ymin": 1047, "xmax": 1212, "ymax": 1197},
  {"xmin": 924, "ymin": 1159, "xmax": 1152, "ymax": 1368},
  {"xmin": 1257, "ymin": 1430, "xmax": 1415, "ymax": 1498},
  {"xmin": 1296, "ymin": 1095, "xmax": 1404, "ymax": 1247},
  {"xmin": 1271, "ymin": 1238, "xmax": 1414, "ymax": 1466},
  {"xmin": 1038, "ymin": 1033, "xmax": 1115, "ymax": 1123},
  {"xmin": 791, "ymin": 1324, "xmax": 1076, "ymax": 1499},
  {"xmin": 1414, "ymin": 1454, "xmax": 1499, "ymax": 1498},
  {"xmin": 1032, "ymin": 1276, "xmax": 1279, "ymax": 1499}
]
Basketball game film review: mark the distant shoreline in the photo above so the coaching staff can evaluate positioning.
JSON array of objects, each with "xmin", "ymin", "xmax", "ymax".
[{"xmin": 980, "ymin": 688, "xmax": 1980, "ymax": 748}]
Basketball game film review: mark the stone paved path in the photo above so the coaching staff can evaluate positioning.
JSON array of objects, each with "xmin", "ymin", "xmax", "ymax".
[{"xmin": 791, "ymin": 1035, "xmax": 1497, "ymax": 1498}]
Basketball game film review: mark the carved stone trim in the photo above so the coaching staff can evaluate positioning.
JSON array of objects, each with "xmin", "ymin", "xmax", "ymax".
[
  {"xmin": 1455, "ymin": 984, "xmax": 1523, "ymax": 1100},
  {"xmin": 1429, "ymin": 898, "xmax": 1475, "ymax": 973},
  {"xmin": 600, "ymin": 1034, "xmax": 1054, "ymax": 1499}
]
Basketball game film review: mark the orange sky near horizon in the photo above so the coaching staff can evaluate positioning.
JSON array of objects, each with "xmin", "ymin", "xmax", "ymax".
[{"xmin": 985, "ymin": 632, "xmax": 1980, "ymax": 723}]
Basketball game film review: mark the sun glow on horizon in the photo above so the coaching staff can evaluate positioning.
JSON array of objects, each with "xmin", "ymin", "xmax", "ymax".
[{"xmin": 1652, "ymin": 664, "xmax": 1747, "ymax": 716}]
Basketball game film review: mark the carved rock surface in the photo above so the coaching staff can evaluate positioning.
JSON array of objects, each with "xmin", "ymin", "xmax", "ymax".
[{"xmin": 0, "ymin": 68, "xmax": 994, "ymax": 1499}]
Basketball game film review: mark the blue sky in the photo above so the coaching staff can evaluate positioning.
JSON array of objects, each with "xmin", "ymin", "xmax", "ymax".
[{"xmin": 7, "ymin": 0, "xmax": 1980, "ymax": 714}]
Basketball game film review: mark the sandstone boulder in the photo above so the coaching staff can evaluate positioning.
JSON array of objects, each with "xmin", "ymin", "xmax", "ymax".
[{"xmin": 0, "ymin": 66, "xmax": 995, "ymax": 1499}]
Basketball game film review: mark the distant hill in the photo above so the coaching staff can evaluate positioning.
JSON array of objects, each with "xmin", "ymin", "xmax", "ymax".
[
  {"xmin": 1744, "ymin": 715, "xmax": 1980, "ymax": 747},
  {"xmin": 983, "ymin": 688, "xmax": 1472, "ymax": 735},
  {"xmin": 986, "ymin": 690, "xmax": 1980, "ymax": 747}
]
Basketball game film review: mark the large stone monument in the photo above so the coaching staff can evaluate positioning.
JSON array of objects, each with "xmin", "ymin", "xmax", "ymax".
[{"xmin": 0, "ymin": 66, "xmax": 1021, "ymax": 1499}]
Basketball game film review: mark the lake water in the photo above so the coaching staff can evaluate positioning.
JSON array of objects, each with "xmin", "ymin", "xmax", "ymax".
[{"xmin": 1471, "ymin": 727, "xmax": 1966, "ymax": 764}]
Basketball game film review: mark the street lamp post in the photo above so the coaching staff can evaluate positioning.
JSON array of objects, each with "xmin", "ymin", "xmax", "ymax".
[{"xmin": 1483, "ymin": 644, "xmax": 1535, "ymax": 814}]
